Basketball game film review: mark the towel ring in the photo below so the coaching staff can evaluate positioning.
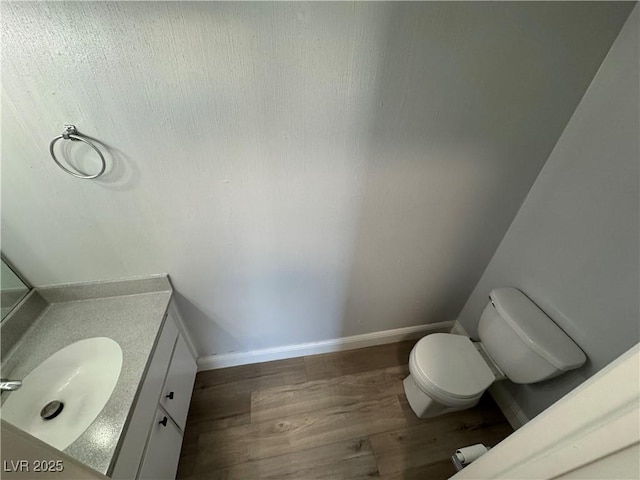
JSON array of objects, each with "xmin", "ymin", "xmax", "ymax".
[{"xmin": 49, "ymin": 125, "xmax": 106, "ymax": 179}]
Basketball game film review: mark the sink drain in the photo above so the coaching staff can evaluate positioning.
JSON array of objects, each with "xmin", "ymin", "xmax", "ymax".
[{"xmin": 40, "ymin": 400, "xmax": 64, "ymax": 420}]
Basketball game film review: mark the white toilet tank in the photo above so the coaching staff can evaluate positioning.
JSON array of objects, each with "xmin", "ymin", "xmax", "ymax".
[{"xmin": 478, "ymin": 288, "xmax": 586, "ymax": 384}]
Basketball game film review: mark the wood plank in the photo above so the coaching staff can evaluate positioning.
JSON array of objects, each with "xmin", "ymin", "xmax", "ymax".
[
  {"xmin": 251, "ymin": 365, "xmax": 408, "ymax": 422},
  {"xmin": 370, "ymin": 396, "xmax": 513, "ymax": 476},
  {"xmin": 176, "ymin": 453, "xmax": 196, "ymax": 479},
  {"xmin": 179, "ymin": 423, "xmax": 200, "ymax": 458},
  {"xmin": 379, "ymin": 459, "xmax": 456, "ymax": 480},
  {"xmin": 178, "ymin": 390, "xmax": 252, "ymax": 472},
  {"xmin": 179, "ymin": 437, "xmax": 379, "ymax": 480},
  {"xmin": 304, "ymin": 340, "xmax": 418, "ymax": 381},
  {"xmin": 186, "ymin": 388, "xmax": 251, "ymax": 432},
  {"xmin": 179, "ymin": 394, "xmax": 252, "ymax": 461},
  {"xmin": 180, "ymin": 341, "xmax": 514, "ymax": 480},
  {"xmin": 194, "ymin": 357, "xmax": 307, "ymax": 392},
  {"xmin": 194, "ymin": 395, "xmax": 407, "ymax": 472}
]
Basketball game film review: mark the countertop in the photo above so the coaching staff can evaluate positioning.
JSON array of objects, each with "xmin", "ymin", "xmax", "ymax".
[{"xmin": 0, "ymin": 276, "xmax": 173, "ymax": 475}]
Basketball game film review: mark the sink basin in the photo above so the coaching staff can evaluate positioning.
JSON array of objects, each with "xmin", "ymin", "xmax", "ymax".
[{"xmin": 2, "ymin": 337, "xmax": 123, "ymax": 450}]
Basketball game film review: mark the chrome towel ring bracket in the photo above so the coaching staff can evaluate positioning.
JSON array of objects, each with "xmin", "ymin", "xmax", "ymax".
[{"xmin": 49, "ymin": 125, "xmax": 106, "ymax": 179}]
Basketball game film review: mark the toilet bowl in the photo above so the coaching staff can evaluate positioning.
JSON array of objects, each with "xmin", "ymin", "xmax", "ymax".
[
  {"xmin": 403, "ymin": 288, "xmax": 586, "ymax": 419},
  {"xmin": 404, "ymin": 333, "xmax": 495, "ymax": 417}
]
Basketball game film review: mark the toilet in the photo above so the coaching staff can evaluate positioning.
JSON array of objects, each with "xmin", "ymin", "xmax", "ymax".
[{"xmin": 403, "ymin": 287, "xmax": 586, "ymax": 418}]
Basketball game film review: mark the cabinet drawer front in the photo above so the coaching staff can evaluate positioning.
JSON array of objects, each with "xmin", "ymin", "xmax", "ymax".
[
  {"xmin": 138, "ymin": 408, "xmax": 183, "ymax": 480},
  {"xmin": 160, "ymin": 330, "xmax": 197, "ymax": 430}
]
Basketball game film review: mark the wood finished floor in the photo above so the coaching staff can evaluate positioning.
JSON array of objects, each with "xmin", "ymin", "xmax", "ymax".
[{"xmin": 177, "ymin": 340, "xmax": 513, "ymax": 479}]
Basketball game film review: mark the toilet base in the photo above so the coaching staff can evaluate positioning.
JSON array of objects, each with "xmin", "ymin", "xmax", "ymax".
[{"xmin": 403, "ymin": 375, "xmax": 478, "ymax": 418}]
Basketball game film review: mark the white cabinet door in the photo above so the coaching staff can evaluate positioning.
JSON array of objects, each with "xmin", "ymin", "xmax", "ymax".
[
  {"xmin": 160, "ymin": 333, "xmax": 197, "ymax": 430},
  {"xmin": 138, "ymin": 408, "xmax": 183, "ymax": 480}
]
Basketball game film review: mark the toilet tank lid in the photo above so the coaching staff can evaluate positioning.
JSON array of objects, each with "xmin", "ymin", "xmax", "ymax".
[{"xmin": 490, "ymin": 288, "xmax": 586, "ymax": 370}]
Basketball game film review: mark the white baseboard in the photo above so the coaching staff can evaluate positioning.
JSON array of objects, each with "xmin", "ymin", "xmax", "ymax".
[
  {"xmin": 197, "ymin": 321, "xmax": 454, "ymax": 371},
  {"xmin": 450, "ymin": 320, "xmax": 470, "ymax": 337},
  {"xmin": 489, "ymin": 382, "xmax": 529, "ymax": 430},
  {"xmin": 450, "ymin": 320, "xmax": 529, "ymax": 430}
]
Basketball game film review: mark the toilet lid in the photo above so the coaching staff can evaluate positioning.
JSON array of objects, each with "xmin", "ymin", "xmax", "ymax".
[{"xmin": 411, "ymin": 334, "xmax": 495, "ymax": 399}]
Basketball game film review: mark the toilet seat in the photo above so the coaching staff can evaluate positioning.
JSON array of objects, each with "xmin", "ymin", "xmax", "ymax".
[{"xmin": 409, "ymin": 334, "xmax": 495, "ymax": 405}]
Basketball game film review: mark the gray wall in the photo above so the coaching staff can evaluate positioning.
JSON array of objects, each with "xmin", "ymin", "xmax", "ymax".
[
  {"xmin": 458, "ymin": 7, "xmax": 639, "ymax": 419},
  {"xmin": 1, "ymin": 2, "xmax": 633, "ymax": 356}
]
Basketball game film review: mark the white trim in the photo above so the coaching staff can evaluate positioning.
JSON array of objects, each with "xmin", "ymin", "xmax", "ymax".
[
  {"xmin": 168, "ymin": 299, "xmax": 198, "ymax": 361},
  {"xmin": 197, "ymin": 321, "xmax": 454, "ymax": 371},
  {"xmin": 488, "ymin": 382, "xmax": 529, "ymax": 430},
  {"xmin": 449, "ymin": 320, "xmax": 470, "ymax": 337}
]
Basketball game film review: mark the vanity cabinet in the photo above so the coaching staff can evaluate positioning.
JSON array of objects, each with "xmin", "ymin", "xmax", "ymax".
[{"xmin": 112, "ymin": 301, "xmax": 197, "ymax": 480}]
